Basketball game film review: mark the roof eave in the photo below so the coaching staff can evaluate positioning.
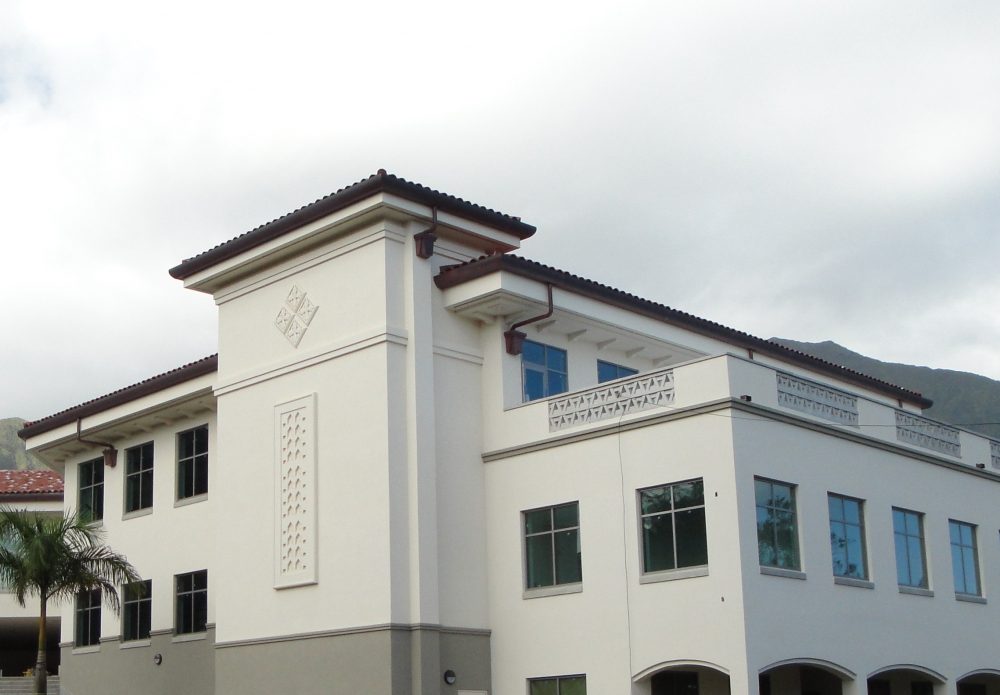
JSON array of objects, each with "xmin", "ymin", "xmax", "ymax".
[
  {"xmin": 18, "ymin": 355, "xmax": 219, "ymax": 440},
  {"xmin": 436, "ymin": 255, "xmax": 933, "ymax": 410},
  {"xmin": 169, "ymin": 174, "xmax": 536, "ymax": 281}
]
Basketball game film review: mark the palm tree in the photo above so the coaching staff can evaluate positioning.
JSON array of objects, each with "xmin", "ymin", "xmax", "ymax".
[{"xmin": 0, "ymin": 507, "xmax": 140, "ymax": 695}]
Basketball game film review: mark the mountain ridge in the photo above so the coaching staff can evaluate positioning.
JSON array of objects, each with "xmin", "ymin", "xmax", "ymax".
[{"xmin": 0, "ymin": 417, "xmax": 50, "ymax": 470}]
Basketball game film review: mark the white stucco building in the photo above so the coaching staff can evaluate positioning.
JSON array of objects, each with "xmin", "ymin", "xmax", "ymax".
[{"xmin": 18, "ymin": 172, "xmax": 1000, "ymax": 695}]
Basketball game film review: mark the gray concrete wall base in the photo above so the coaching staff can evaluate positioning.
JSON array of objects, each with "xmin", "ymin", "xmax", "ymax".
[
  {"xmin": 58, "ymin": 628, "xmax": 214, "ymax": 695},
  {"xmin": 215, "ymin": 627, "xmax": 490, "ymax": 695}
]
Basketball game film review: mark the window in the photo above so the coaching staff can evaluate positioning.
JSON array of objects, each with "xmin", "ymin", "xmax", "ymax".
[
  {"xmin": 529, "ymin": 675, "xmax": 587, "ymax": 695},
  {"xmin": 949, "ymin": 520, "xmax": 980, "ymax": 596},
  {"xmin": 639, "ymin": 479, "xmax": 708, "ymax": 573},
  {"xmin": 597, "ymin": 360, "xmax": 637, "ymax": 383},
  {"xmin": 79, "ymin": 458, "xmax": 104, "ymax": 523},
  {"xmin": 522, "ymin": 340, "xmax": 568, "ymax": 402},
  {"xmin": 893, "ymin": 508, "xmax": 928, "ymax": 588},
  {"xmin": 125, "ymin": 442, "xmax": 154, "ymax": 513},
  {"xmin": 177, "ymin": 426, "xmax": 209, "ymax": 499},
  {"xmin": 828, "ymin": 494, "xmax": 867, "ymax": 579},
  {"xmin": 122, "ymin": 580, "xmax": 152, "ymax": 642},
  {"xmin": 755, "ymin": 478, "xmax": 800, "ymax": 570},
  {"xmin": 175, "ymin": 570, "xmax": 208, "ymax": 634},
  {"xmin": 75, "ymin": 588, "xmax": 101, "ymax": 647},
  {"xmin": 524, "ymin": 502, "xmax": 581, "ymax": 589}
]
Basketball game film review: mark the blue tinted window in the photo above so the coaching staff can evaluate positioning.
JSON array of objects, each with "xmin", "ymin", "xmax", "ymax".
[
  {"xmin": 755, "ymin": 478, "xmax": 799, "ymax": 570},
  {"xmin": 597, "ymin": 360, "xmax": 638, "ymax": 383},
  {"xmin": 949, "ymin": 520, "xmax": 980, "ymax": 596},
  {"xmin": 892, "ymin": 508, "xmax": 927, "ymax": 588},
  {"xmin": 828, "ymin": 494, "xmax": 867, "ymax": 579},
  {"xmin": 522, "ymin": 340, "xmax": 568, "ymax": 402}
]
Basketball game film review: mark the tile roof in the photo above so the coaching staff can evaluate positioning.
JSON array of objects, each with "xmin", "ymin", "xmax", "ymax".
[
  {"xmin": 435, "ymin": 254, "xmax": 933, "ymax": 409},
  {"xmin": 169, "ymin": 170, "xmax": 536, "ymax": 280},
  {"xmin": 18, "ymin": 355, "xmax": 218, "ymax": 440},
  {"xmin": 0, "ymin": 469, "xmax": 64, "ymax": 496}
]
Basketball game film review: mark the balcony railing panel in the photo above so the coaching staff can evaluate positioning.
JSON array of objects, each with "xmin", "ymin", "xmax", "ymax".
[
  {"xmin": 776, "ymin": 372, "xmax": 859, "ymax": 426},
  {"xmin": 895, "ymin": 411, "xmax": 961, "ymax": 458},
  {"xmin": 548, "ymin": 369, "xmax": 675, "ymax": 431}
]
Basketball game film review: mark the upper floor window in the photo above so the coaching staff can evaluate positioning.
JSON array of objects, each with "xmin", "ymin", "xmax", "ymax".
[
  {"xmin": 125, "ymin": 442, "xmax": 154, "ymax": 513},
  {"xmin": 893, "ymin": 507, "xmax": 928, "ymax": 588},
  {"xmin": 175, "ymin": 569, "xmax": 208, "ymax": 634},
  {"xmin": 755, "ymin": 478, "xmax": 800, "ymax": 570},
  {"xmin": 597, "ymin": 360, "xmax": 637, "ymax": 383},
  {"xmin": 949, "ymin": 520, "xmax": 980, "ymax": 596},
  {"xmin": 639, "ymin": 479, "xmax": 708, "ymax": 573},
  {"xmin": 75, "ymin": 588, "xmax": 101, "ymax": 647},
  {"xmin": 828, "ymin": 493, "xmax": 867, "ymax": 580},
  {"xmin": 524, "ymin": 502, "xmax": 582, "ymax": 589},
  {"xmin": 122, "ymin": 580, "xmax": 152, "ymax": 642},
  {"xmin": 177, "ymin": 426, "xmax": 209, "ymax": 500},
  {"xmin": 79, "ymin": 458, "xmax": 104, "ymax": 523},
  {"xmin": 529, "ymin": 675, "xmax": 587, "ymax": 695},
  {"xmin": 522, "ymin": 340, "xmax": 567, "ymax": 402}
]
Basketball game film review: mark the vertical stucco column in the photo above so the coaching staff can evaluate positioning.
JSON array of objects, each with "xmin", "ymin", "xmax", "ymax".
[
  {"xmin": 840, "ymin": 678, "xmax": 864, "ymax": 695},
  {"xmin": 403, "ymin": 221, "xmax": 442, "ymax": 695}
]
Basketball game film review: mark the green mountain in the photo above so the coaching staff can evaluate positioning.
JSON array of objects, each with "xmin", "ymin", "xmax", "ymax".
[
  {"xmin": 0, "ymin": 417, "xmax": 49, "ymax": 470},
  {"xmin": 772, "ymin": 339, "xmax": 1000, "ymax": 440}
]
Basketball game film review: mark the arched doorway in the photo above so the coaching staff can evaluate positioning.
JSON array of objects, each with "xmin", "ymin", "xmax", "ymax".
[
  {"xmin": 957, "ymin": 669, "xmax": 1000, "ymax": 695},
  {"xmin": 759, "ymin": 658, "xmax": 855, "ymax": 695},
  {"xmin": 866, "ymin": 665, "xmax": 946, "ymax": 695},
  {"xmin": 635, "ymin": 661, "xmax": 731, "ymax": 695}
]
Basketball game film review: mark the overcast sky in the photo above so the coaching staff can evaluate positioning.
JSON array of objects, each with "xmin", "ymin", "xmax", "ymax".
[{"xmin": 2, "ymin": 1, "xmax": 999, "ymax": 420}]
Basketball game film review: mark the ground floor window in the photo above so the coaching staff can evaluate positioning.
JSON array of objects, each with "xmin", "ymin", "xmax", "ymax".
[
  {"xmin": 529, "ymin": 675, "xmax": 586, "ymax": 694},
  {"xmin": 175, "ymin": 570, "xmax": 208, "ymax": 634},
  {"xmin": 122, "ymin": 579, "xmax": 152, "ymax": 641},
  {"xmin": 75, "ymin": 588, "xmax": 101, "ymax": 647}
]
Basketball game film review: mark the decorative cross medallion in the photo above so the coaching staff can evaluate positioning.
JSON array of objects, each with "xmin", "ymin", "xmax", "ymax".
[{"xmin": 275, "ymin": 285, "xmax": 318, "ymax": 347}]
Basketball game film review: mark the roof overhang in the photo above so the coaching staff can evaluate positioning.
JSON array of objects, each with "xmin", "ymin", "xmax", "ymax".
[
  {"xmin": 436, "ymin": 255, "xmax": 933, "ymax": 409},
  {"xmin": 169, "ymin": 171, "xmax": 535, "ymax": 293}
]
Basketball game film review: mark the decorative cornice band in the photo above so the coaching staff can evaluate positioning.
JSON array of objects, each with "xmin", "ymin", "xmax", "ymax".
[
  {"xmin": 214, "ymin": 622, "xmax": 491, "ymax": 649},
  {"xmin": 483, "ymin": 399, "xmax": 1000, "ymax": 483}
]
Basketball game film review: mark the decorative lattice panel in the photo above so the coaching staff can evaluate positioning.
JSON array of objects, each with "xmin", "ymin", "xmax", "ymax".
[
  {"xmin": 275, "ymin": 395, "xmax": 317, "ymax": 588},
  {"xmin": 776, "ymin": 373, "xmax": 859, "ymax": 426},
  {"xmin": 896, "ymin": 411, "xmax": 961, "ymax": 458},
  {"xmin": 548, "ymin": 370, "xmax": 674, "ymax": 431}
]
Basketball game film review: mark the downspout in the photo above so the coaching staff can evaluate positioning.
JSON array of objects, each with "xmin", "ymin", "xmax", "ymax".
[
  {"xmin": 414, "ymin": 206, "xmax": 438, "ymax": 259},
  {"xmin": 76, "ymin": 419, "xmax": 118, "ymax": 468},
  {"xmin": 504, "ymin": 283, "xmax": 554, "ymax": 355}
]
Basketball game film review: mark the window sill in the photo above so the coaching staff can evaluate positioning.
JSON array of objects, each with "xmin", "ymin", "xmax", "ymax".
[
  {"xmin": 174, "ymin": 493, "xmax": 208, "ymax": 508},
  {"xmin": 72, "ymin": 645, "xmax": 100, "ymax": 655},
  {"xmin": 834, "ymin": 576, "xmax": 874, "ymax": 590},
  {"xmin": 640, "ymin": 566, "xmax": 709, "ymax": 585},
  {"xmin": 122, "ymin": 507, "xmax": 153, "ymax": 521},
  {"xmin": 956, "ymin": 593, "xmax": 987, "ymax": 605},
  {"xmin": 898, "ymin": 585, "xmax": 934, "ymax": 598},
  {"xmin": 760, "ymin": 566, "xmax": 806, "ymax": 580},
  {"xmin": 120, "ymin": 639, "xmax": 151, "ymax": 649},
  {"xmin": 172, "ymin": 631, "xmax": 207, "ymax": 643},
  {"xmin": 523, "ymin": 582, "xmax": 582, "ymax": 600}
]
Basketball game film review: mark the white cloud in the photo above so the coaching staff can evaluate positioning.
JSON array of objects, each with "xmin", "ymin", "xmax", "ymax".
[{"xmin": 3, "ymin": 0, "xmax": 1000, "ymax": 417}]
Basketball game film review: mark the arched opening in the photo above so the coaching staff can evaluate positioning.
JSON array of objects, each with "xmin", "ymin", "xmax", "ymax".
[
  {"xmin": 759, "ymin": 658, "xmax": 855, "ymax": 695},
  {"xmin": 957, "ymin": 669, "xmax": 1000, "ymax": 695},
  {"xmin": 867, "ymin": 665, "xmax": 946, "ymax": 695},
  {"xmin": 635, "ymin": 661, "xmax": 731, "ymax": 695}
]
